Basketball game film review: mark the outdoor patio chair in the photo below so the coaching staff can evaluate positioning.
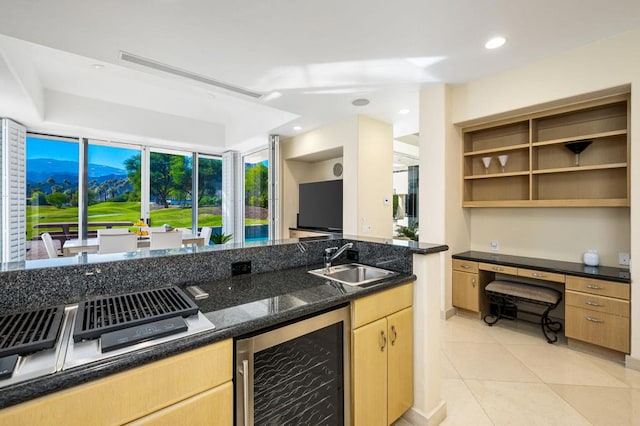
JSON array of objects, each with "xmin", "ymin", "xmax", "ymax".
[
  {"xmin": 98, "ymin": 233, "xmax": 138, "ymax": 254},
  {"xmin": 149, "ymin": 231, "xmax": 183, "ymax": 250}
]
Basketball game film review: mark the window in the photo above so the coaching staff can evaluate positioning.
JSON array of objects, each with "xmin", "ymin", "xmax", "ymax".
[
  {"xmin": 243, "ymin": 149, "xmax": 269, "ymax": 242},
  {"xmin": 26, "ymin": 135, "xmax": 79, "ymax": 259},
  {"xmin": 149, "ymin": 150, "xmax": 193, "ymax": 229},
  {"xmin": 197, "ymin": 155, "xmax": 223, "ymax": 237},
  {"xmin": 87, "ymin": 142, "xmax": 141, "ymax": 232}
]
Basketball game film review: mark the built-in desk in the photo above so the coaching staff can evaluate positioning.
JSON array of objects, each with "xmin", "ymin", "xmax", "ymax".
[{"xmin": 452, "ymin": 251, "xmax": 631, "ymax": 353}]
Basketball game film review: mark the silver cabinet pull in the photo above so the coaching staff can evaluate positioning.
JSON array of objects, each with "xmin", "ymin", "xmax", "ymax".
[
  {"xmin": 241, "ymin": 359, "xmax": 249, "ymax": 426},
  {"xmin": 390, "ymin": 325, "xmax": 397, "ymax": 346},
  {"xmin": 461, "ymin": 264, "xmax": 470, "ymax": 269},
  {"xmin": 531, "ymin": 272, "xmax": 546, "ymax": 278},
  {"xmin": 379, "ymin": 330, "xmax": 387, "ymax": 351},
  {"xmin": 585, "ymin": 301, "xmax": 603, "ymax": 307},
  {"xmin": 492, "ymin": 266, "xmax": 503, "ymax": 271},
  {"xmin": 586, "ymin": 316, "xmax": 604, "ymax": 323},
  {"xmin": 586, "ymin": 285, "xmax": 605, "ymax": 290},
  {"xmin": 471, "ymin": 278, "xmax": 476, "ymax": 288}
]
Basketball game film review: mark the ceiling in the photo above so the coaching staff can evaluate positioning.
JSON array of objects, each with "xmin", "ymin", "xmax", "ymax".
[{"xmin": 0, "ymin": 0, "xmax": 639, "ymax": 153}]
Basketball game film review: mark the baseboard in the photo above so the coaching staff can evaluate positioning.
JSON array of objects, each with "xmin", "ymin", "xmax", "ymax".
[
  {"xmin": 626, "ymin": 354, "xmax": 640, "ymax": 371},
  {"xmin": 441, "ymin": 307, "xmax": 456, "ymax": 320},
  {"xmin": 403, "ymin": 400, "xmax": 447, "ymax": 426}
]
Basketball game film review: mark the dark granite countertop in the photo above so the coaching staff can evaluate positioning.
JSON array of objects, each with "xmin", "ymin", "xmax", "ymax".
[
  {"xmin": 0, "ymin": 264, "xmax": 415, "ymax": 409},
  {"xmin": 452, "ymin": 251, "xmax": 630, "ymax": 283}
]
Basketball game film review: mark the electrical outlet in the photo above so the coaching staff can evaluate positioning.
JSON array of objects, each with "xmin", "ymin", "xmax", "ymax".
[
  {"xmin": 619, "ymin": 252, "xmax": 630, "ymax": 266},
  {"xmin": 232, "ymin": 261, "xmax": 251, "ymax": 276},
  {"xmin": 490, "ymin": 241, "xmax": 499, "ymax": 251}
]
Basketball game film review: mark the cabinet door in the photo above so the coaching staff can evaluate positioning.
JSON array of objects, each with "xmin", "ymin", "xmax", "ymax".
[
  {"xmin": 352, "ymin": 318, "xmax": 388, "ymax": 426},
  {"xmin": 452, "ymin": 271, "xmax": 479, "ymax": 312},
  {"xmin": 387, "ymin": 307, "xmax": 413, "ymax": 425}
]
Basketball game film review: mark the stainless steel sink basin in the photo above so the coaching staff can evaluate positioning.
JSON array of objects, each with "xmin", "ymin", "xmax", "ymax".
[{"xmin": 308, "ymin": 263, "xmax": 398, "ymax": 286}]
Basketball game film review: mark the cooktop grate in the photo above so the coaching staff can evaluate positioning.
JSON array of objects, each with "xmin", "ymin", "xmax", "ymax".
[
  {"xmin": 0, "ymin": 306, "xmax": 64, "ymax": 358},
  {"xmin": 73, "ymin": 286, "xmax": 198, "ymax": 342}
]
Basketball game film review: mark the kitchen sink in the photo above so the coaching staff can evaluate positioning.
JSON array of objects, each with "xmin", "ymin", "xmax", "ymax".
[{"xmin": 308, "ymin": 263, "xmax": 398, "ymax": 286}]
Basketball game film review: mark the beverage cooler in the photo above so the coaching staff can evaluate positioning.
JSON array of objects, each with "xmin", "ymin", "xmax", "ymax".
[{"xmin": 235, "ymin": 306, "xmax": 351, "ymax": 425}]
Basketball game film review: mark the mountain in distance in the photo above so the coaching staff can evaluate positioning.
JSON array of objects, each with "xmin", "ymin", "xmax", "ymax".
[{"xmin": 27, "ymin": 159, "xmax": 127, "ymax": 183}]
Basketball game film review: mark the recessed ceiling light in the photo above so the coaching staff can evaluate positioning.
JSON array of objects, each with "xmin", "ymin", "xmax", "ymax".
[
  {"xmin": 262, "ymin": 91, "xmax": 282, "ymax": 102},
  {"xmin": 352, "ymin": 98, "xmax": 370, "ymax": 107},
  {"xmin": 293, "ymin": 126, "xmax": 302, "ymax": 131},
  {"xmin": 485, "ymin": 36, "xmax": 506, "ymax": 50},
  {"xmin": 91, "ymin": 64, "xmax": 104, "ymax": 70},
  {"xmin": 398, "ymin": 109, "xmax": 410, "ymax": 115}
]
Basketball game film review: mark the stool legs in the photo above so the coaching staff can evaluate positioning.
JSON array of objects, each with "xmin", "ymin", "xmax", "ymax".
[{"xmin": 540, "ymin": 304, "xmax": 563, "ymax": 344}]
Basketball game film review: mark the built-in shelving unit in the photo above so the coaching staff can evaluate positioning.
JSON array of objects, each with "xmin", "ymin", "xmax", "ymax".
[{"xmin": 461, "ymin": 94, "xmax": 630, "ymax": 207}]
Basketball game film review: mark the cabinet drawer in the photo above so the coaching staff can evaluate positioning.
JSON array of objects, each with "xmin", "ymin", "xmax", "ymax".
[
  {"xmin": 565, "ymin": 276, "xmax": 629, "ymax": 300},
  {"xmin": 565, "ymin": 290, "xmax": 629, "ymax": 317},
  {"xmin": 352, "ymin": 283, "xmax": 413, "ymax": 329},
  {"xmin": 479, "ymin": 262, "xmax": 518, "ymax": 276},
  {"xmin": 517, "ymin": 268, "xmax": 565, "ymax": 283},
  {"xmin": 0, "ymin": 340, "xmax": 233, "ymax": 426},
  {"xmin": 565, "ymin": 306, "xmax": 629, "ymax": 353},
  {"xmin": 452, "ymin": 259, "xmax": 478, "ymax": 273}
]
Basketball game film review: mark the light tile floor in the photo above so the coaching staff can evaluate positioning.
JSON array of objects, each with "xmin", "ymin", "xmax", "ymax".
[{"xmin": 405, "ymin": 315, "xmax": 640, "ymax": 426}]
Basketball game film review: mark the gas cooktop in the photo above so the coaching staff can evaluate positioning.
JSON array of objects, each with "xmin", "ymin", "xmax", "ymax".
[{"xmin": 0, "ymin": 286, "xmax": 215, "ymax": 389}]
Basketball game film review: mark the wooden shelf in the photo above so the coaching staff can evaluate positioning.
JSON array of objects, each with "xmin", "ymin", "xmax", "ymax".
[
  {"xmin": 532, "ymin": 129, "xmax": 627, "ymax": 147},
  {"xmin": 460, "ymin": 93, "xmax": 629, "ymax": 208},
  {"xmin": 532, "ymin": 162, "xmax": 627, "ymax": 175},
  {"xmin": 463, "ymin": 143, "xmax": 529, "ymax": 157},
  {"xmin": 464, "ymin": 171, "xmax": 529, "ymax": 180}
]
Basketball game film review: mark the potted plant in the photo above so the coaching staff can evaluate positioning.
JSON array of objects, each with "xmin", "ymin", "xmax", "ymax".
[{"xmin": 211, "ymin": 232, "xmax": 233, "ymax": 244}]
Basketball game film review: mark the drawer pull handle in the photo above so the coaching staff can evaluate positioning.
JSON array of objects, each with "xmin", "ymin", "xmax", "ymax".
[
  {"xmin": 585, "ymin": 285, "xmax": 605, "ymax": 290},
  {"xmin": 492, "ymin": 267, "xmax": 503, "ymax": 272},
  {"xmin": 390, "ymin": 325, "xmax": 397, "ymax": 346},
  {"xmin": 472, "ymin": 278, "xmax": 476, "ymax": 288},
  {"xmin": 461, "ymin": 265, "xmax": 471, "ymax": 269},
  {"xmin": 531, "ymin": 272, "xmax": 546, "ymax": 278},
  {"xmin": 585, "ymin": 301, "xmax": 603, "ymax": 307},
  {"xmin": 586, "ymin": 316, "xmax": 604, "ymax": 323}
]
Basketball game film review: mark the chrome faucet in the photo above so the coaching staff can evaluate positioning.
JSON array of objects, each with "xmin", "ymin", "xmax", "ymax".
[{"xmin": 324, "ymin": 243, "xmax": 354, "ymax": 271}]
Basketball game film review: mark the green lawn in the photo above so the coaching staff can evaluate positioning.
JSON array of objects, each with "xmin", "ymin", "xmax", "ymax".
[{"xmin": 27, "ymin": 201, "xmax": 266, "ymax": 240}]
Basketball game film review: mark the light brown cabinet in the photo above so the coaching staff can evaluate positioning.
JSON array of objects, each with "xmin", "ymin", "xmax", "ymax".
[
  {"xmin": 0, "ymin": 340, "xmax": 233, "ymax": 426},
  {"xmin": 565, "ymin": 276, "xmax": 630, "ymax": 353},
  {"xmin": 351, "ymin": 283, "xmax": 413, "ymax": 426},
  {"xmin": 462, "ymin": 93, "xmax": 629, "ymax": 207},
  {"xmin": 452, "ymin": 259, "xmax": 481, "ymax": 312}
]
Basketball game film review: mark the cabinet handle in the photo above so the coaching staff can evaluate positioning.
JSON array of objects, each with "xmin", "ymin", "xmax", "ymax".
[
  {"xmin": 585, "ymin": 301, "xmax": 604, "ymax": 307},
  {"xmin": 472, "ymin": 278, "xmax": 476, "ymax": 288},
  {"xmin": 586, "ymin": 316, "xmax": 604, "ymax": 324},
  {"xmin": 241, "ymin": 359, "xmax": 250, "ymax": 426},
  {"xmin": 492, "ymin": 266, "xmax": 504, "ymax": 272},
  {"xmin": 390, "ymin": 325, "xmax": 397, "ymax": 345},
  {"xmin": 379, "ymin": 330, "xmax": 387, "ymax": 351},
  {"xmin": 531, "ymin": 272, "xmax": 546, "ymax": 278},
  {"xmin": 586, "ymin": 285, "xmax": 605, "ymax": 290},
  {"xmin": 460, "ymin": 264, "xmax": 471, "ymax": 269}
]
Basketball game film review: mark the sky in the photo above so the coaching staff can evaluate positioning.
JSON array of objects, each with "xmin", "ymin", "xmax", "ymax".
[{"xmin": 27, "ymin": 137, "xmax": 137, "ymax": 170}]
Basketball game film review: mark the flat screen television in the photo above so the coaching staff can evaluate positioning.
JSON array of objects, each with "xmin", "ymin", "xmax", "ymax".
[{"xmin": 298, "ymin": 180, "xmax": 343, "ymax": 231}]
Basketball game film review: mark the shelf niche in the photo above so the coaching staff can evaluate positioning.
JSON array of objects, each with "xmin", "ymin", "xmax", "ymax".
[{"xmin": 461, "ymin": 94, "xmax": 629, "ymax": 208}]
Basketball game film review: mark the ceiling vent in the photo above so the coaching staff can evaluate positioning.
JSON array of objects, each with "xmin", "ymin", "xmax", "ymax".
[{"xmin": 119, "ymin": 51, "xmax": 263, "ymax": 99}]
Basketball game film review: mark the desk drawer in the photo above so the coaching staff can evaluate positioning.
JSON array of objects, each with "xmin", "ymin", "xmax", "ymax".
[
  {"xmin": 517, "ymin": 268, "xmax": 565, "ymax": 283},
  {"xmin": 452, "ymin": 259, "xmax": 478, "ymax": 273},
  {"xmin": 565, "ymin": 305, "xmax": 629, "ymax": 353},
  {"xmin": 565, "ymin": 276, "xmax": 629, "ymax": 300},
  {"xmin": 565, "ymin": 290, "xmax": 629, "ymax": 317},
  {"xmin": 479, "ymin": 263, "xmax": 518, "ymax": 276}
]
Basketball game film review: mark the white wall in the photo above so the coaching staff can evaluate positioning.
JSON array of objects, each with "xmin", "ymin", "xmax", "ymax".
[
  {"xmin": 433, "ymin": 27, "xmax": 640, "ymax": 361},
  {"xmin": 357, "ymin": 116, "xmax": 393, "ymax": 238}
]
